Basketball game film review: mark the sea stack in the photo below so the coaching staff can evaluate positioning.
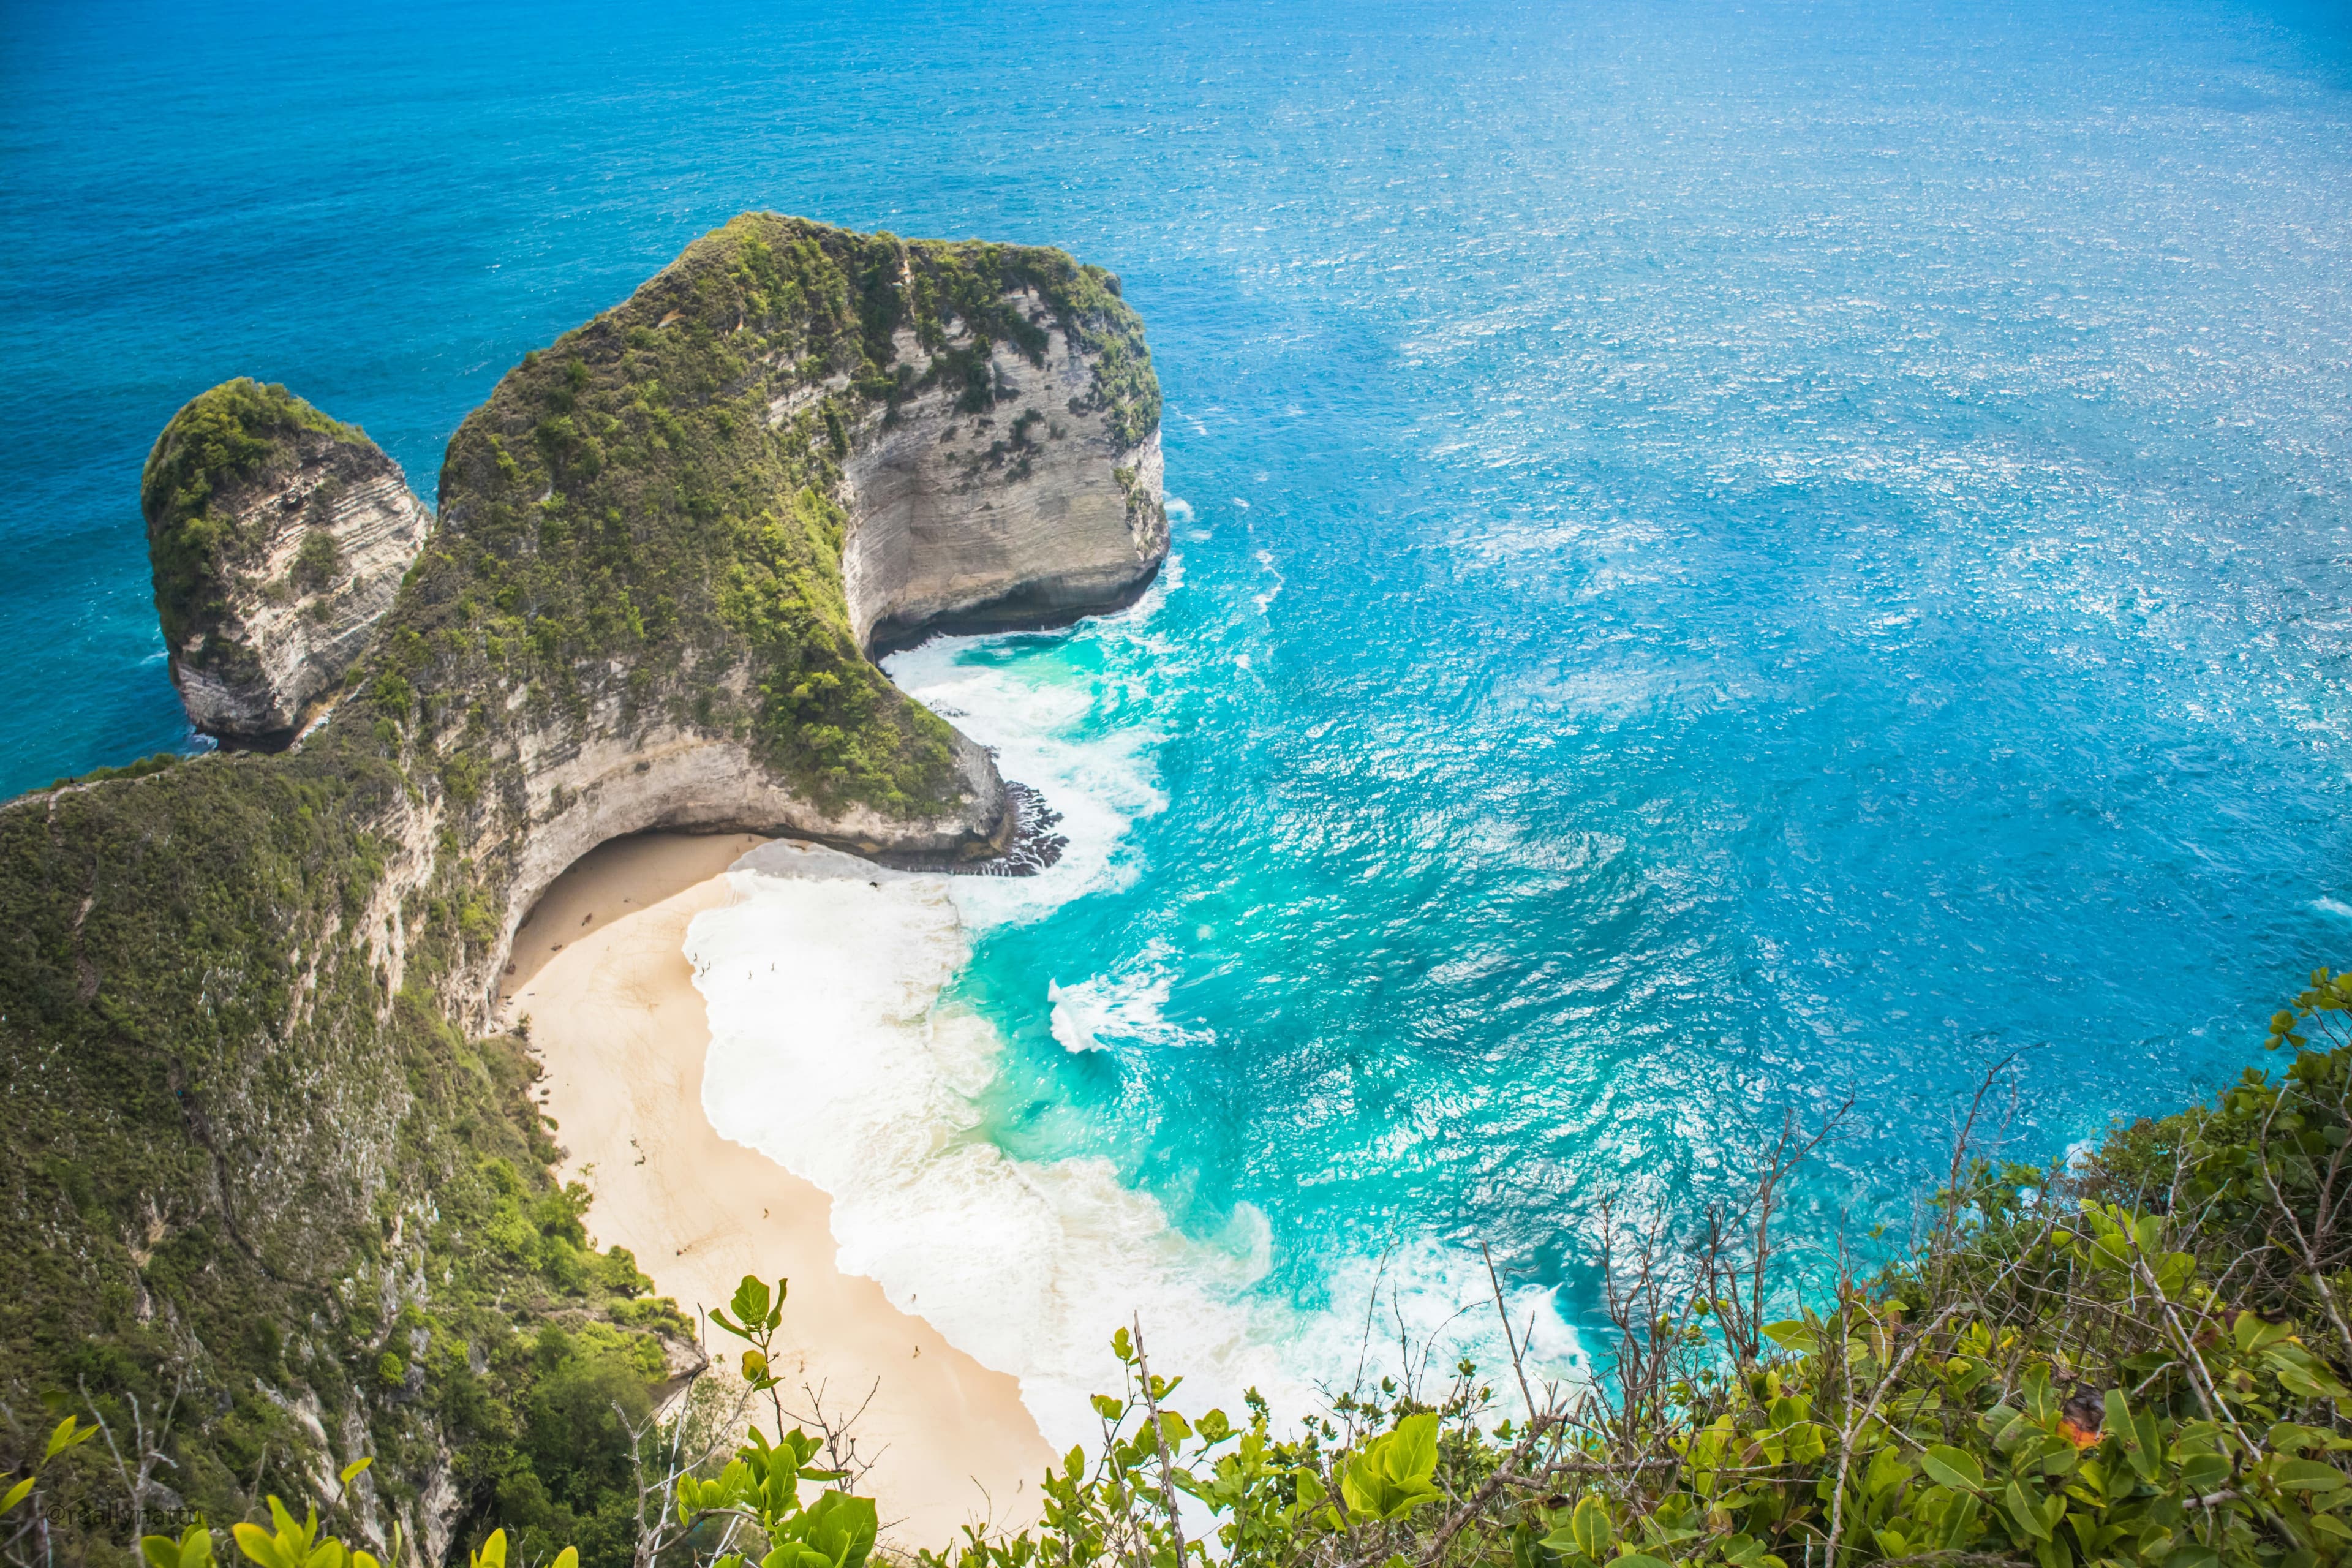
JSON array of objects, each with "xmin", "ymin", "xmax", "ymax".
[{"xmin": 143, "ymin": 378, "xmax": 431, "ymax": 739}]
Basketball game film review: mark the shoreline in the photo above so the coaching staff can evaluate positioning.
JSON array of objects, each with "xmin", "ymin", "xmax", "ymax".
[{"xmin": 499, "ymin": 831, "xmax": 1055, "ymax": 1547}]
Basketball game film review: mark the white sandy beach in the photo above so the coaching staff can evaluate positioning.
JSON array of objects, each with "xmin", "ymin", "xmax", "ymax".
[{"xmin": 497, "ymin": 832, "xmax": 1055, "ymax": 1548}]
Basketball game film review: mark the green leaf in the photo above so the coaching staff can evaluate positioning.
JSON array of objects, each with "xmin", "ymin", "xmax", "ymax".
[
  {"xmin": 1940, "ymin": 1493, "xmax": 1983, "ymax": 1551},
  {"xmin": 2180, "ymin": 1452, "xmax": 2230, "ymax": 1491},
  {"xmin": 2005, "ymin": 1481, "xmax": 2052, "ymax": 1541},
  {"xmin": 2270, "ymin": 1352, "xmax": 2352, "ymax": 1400},
  {"xmin": 1611, "ymin": 1556, "xmax": 1672, "ymax": 1568},
  {"xmin": 230, "ymin": 1524, "xmax": 290, "ymax": 1568},
  {"xmin": 2234, "ymin": 1311, "xmax": 2291, "ymax": 1355},
  {"xmin": 796, "ymin": 1491, "xmax": 878, "ymax": 1568},
  {"xmin": 1762, "ymin": 1321, "xmax": 1820, "ymax": 1355},
  {"xmin": 338, "ymin": 1458, "xmax": 372, "ymax": 1487},
  {"xmin": 2275, "ymin": 1458, "xmax": 2348, "ymax": 1493},
  {"xmin": 1921, "ymin": 1445, "xmax": 1987, "ymax": 1494},
  {"xmin": 1, "ymin": 1477, "xmax": 34, "ymax": 1518},
  {"xmin": 1569, "ymin": 1497, "xmax": 1614, "ymax": 1559},
  {"xmin": 1090, "ymin": 1395, "xmax": 1123, "ymax": 1422},
  {"xmin": 2130, "ymin": 1410, "xmax": 2165, "ymax": 1483},
  {"xmin": 470, "ymin": 1529, "xmax": 508, "ymax": 1568},
  {"xmin": 1341, "ymin": 1414, "xmax": 1443, "ymax": 1521},
  {"xmin": 1863, "ymin": 1447, "xmax": 1912, "ymax": 1499},
  {"xmin": 729, "ymin": 1277, "xmax": 772, "ymax": 1332},
  {"xmin": 551, "ymin": 1553, "xmax": 578, "ymax": 1568},
  {"xmin": 265, "ymin": 1498, "xmax": 307, "ymax": 1550},
  {"xmin": 1783, "ymin": 1421, "xmax": 1827, "ymax": 1466},
  {"xmin": 43, "ymin": 1418, "xmax": 92, "ymax": 1462}
]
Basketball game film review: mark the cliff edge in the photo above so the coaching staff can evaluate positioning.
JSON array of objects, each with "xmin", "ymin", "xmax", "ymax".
[{"xmin": 0, "ymin": 214, "xmax": 1163, "ymax": 1559}]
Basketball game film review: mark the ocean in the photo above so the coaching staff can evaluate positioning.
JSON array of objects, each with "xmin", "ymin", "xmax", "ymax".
[{"xmin": 7, "ymin": 0, "xmax": 2351, "ymax": 1445}]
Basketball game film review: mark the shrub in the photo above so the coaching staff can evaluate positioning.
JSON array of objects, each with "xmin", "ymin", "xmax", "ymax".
[{"xmin": 292, "ymin": 529, "xmax": 342, "ymax": 595}]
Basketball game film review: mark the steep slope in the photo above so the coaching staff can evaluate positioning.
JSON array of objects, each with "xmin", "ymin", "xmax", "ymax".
[{"xmin": 0, "ymin": 213, "xmax": 1163, "ymax": 1560}]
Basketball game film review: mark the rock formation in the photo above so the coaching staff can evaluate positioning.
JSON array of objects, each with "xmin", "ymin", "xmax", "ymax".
[
  {"xmin": 407, "ymin": 216, "xmax": 1166, "ymax": 961},
  {"xmin": 842, "ymin": 295, "xmax": 1166, "ymax": 652},
  {"xmin": 0, "ymin": 214, "xmax": 1163, "ymax": 1558},
  {"xmin": 144, "ymin": 379, "xmax": 431, "ymax": 739}
]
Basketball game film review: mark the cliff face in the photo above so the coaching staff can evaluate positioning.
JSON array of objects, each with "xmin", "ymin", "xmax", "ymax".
[
  {"xmin": 842, "ymin": 292, "xmax": 1168, "ymax": 652},
  {"xmin": 144, "ymin": 379, "xmax": 432, "ymax": 739},
  {"xmin": 0, "ymin": 215, "xmax": 1162, "ymax": 1558}
]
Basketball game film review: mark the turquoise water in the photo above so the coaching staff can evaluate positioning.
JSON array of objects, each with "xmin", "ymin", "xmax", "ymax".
[{"xmin": 8, "ymin": 0, "xmax": 2352, "ymax": 1384}]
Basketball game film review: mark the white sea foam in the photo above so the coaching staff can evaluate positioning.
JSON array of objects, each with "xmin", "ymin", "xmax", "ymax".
[
  {"xmin": 1253, "ymin": 549, "xmax": 1284, "ymax": 613},
  {"xmin": 1050, "ymin": 974, "xmax": 1167, "ymax": 1054},
  {"xmin": 883, "ymin": 641, "xmax": 1166, "ymax": 934},
  {"xmin": 688, "ymin": 575, "xmax": 1581, "ymax": 1453},
  {"xmin": 692, "ymin": 842, "xmax": 1319, "ymax": 1447},
  {"xmin": 2314, "ymin": 897, "xmax": 2352, "ymax": 922},
  {"xmin": 1049, "ymin": 950, "xmax": 1210, "ymax": 1055}
]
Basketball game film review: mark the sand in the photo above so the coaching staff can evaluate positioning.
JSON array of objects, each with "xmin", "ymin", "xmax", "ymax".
[{"xmin": 498, "ymin": 832, "xmax": 1055, "ymax": 1547}]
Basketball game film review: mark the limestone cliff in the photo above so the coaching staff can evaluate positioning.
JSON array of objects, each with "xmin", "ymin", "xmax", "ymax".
[
  {"xmin": 843, "ymin": 294, "xmax": 1167, "ymax": 652},
  {"xmin": 0, "ymin": 214, "xmax": 1163, "ymax": 1559},
  {"xmin": 144, "ymin": 379, "xmax": 432, "ymax": 739}
]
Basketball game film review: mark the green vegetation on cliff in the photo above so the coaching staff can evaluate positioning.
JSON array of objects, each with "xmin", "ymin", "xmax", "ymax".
[
  {"xmin": 0, "ymin": 214, "xmax": 1163, "ymax": 1564},
  {"xmin": 407, "ymin": 213, "xmax": 1153, "ymax": 817},
  {"xmin": 0, "ymin": 752, "xmax": 691, "ymax": 1563}
]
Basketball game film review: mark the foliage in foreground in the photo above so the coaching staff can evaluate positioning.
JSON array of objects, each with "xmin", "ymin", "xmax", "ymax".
[
  {"xmin": 914, "ymin": 968, "xmax": 2352, "ymax": 1568},
  {"xmin": 8, "ymin": 970, "xmax": 2351, "ymax": 1568}
]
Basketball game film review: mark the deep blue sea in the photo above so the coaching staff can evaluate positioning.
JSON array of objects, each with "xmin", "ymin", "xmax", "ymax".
[{"xmin": 7, "ymin": 0, "xmax": 2352, "ymax": 1420}]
